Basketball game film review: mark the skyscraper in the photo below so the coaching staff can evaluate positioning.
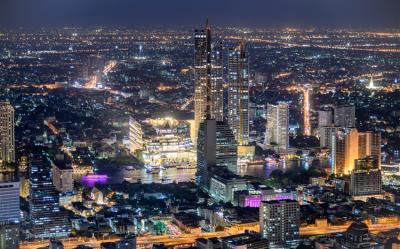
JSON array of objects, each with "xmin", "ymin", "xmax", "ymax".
[
  {"xmin": 197, "ymin": 119, "xmax": 238, "ymax": 189},
  {"xmin": 0, "ymin": 174, "xmax": 20, "ymax": 223},
  {"xmin": 227, "ymin": 42, "xmax": 249, "ymax": 146},
  {"xmin": 334, "ymin": 129, "xmax": 381, "ymax": 175},
  {"xmin": 129, "ymin": 116, "xmax": 143, "ymax": 154},
  {"xmin": 194, "ymin": 20, "xmax": 224, "ymax": 144},
  {"xmin": 0, "ymin": 174, "xmax": 20, "ymax": 249},
  {"xmin": 265, "ymin": 102, "xmax": 289, "ymax": 150},
  {"xmin": 302, "ymin": 86, "xmax": 312, "ymax": 136},
  {"xmin": 29, "ymin": 150, "xmax": 71, "ymax": 239},
  {"xmin": 260, "ymin": 200, "xmax": 300, "ymax": 248},
  {"xmin": 0, "ymin": 102, "xmax": 15, "ymax": 163}
]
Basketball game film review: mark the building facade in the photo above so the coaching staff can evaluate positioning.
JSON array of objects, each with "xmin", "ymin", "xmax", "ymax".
[
  {"xmin": 197, "ymin": 120, "xmax": 238, "ymax": 190},
  {"xmin": 265, "ymin": 102, "xmax": 289, "ymax": 150},
  {"xmin": 334, "ymin": 129, "xmax": 381, "ymax": 175},
  {"xmin": 194, "ymin": 20, "xmax": 224, "ymax": 143},
  {"xmin": 260, "ymin": 200, "xmax": 300, "ymax": 248},
  {"xmin": 0, "ymin": 102, "xmax": 15, "ymax": 163},
  {"xmin": 29, "ymin": 150, "xmax": 71, "ymax": 239},
  {"xmin": 129, "ymin": 116, "xmax": 143, "ymax": 154},
  {"xmin": 227, "ymin": 42, "xmax": 249, "ymax": 146}
]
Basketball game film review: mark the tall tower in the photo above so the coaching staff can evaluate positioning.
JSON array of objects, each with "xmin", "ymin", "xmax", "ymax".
[
  {"xmin": 265, "ymin": 102, "xmax": 289, "ymax": 150},
  {"xmin": 302, "ymin": 86, "xmax": 311, "ymax": 136},
  {"xmin": 0, "ymin": 102, "xmax": 15, "ymax": 163},
  {"xmin": 194, "ymin": 20, "xmax": 224, "ymax": 143},
  {"xmin": 227, "ymin": 42, "xmax": 249, "ymax": 146},
  {"xmin": 28, "ymin": 150, "xmax": 71, "ymax": 239}
]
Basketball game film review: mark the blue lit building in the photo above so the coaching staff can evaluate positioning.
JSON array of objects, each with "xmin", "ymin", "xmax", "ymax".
[{"xmin": 28, "ymin": 150, "xmax": 71, "ymax": 239}]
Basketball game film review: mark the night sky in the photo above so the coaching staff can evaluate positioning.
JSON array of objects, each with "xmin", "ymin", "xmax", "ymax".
[{"xmin": 1, "ymin": 0, "xmax": 400, "ymax": 28}]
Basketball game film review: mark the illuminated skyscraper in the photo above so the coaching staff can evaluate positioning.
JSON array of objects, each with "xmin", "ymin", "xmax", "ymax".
[
  {"xmin": 194, "ymin": 20, "xmax": 224, "ymax": 143},
  {"xmin": 265, "ymin": 102, "xmax": 289, "ymax": 150},
  {"xmin": 334, "ymin": 129, "xmax": 381, "ymax": 175},
  {"xmin": 0, "ymin": 102, "xmax": 15, "ymax": 163},
  {"xmin": 302, "ymin": 86, "xmax": 311, "ymax": 136},
  {"xmin": 129, "ymin": 116, "xmax": 143, "ymax": 154},
  {"xmin": 197, "ymin": 120, "xmax": 238, "ymax": 189},
  {"xmin": 28, "ymin": 150, "xmax": 71, "ymax": 239},
  {"xmin": 227, "ymin": 42, "xmax": 249, "ymax": 146}
]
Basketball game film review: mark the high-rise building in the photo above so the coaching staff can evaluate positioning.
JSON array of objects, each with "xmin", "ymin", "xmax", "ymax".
[
  {"xmin": 334, "ymin": 105, "xmax": 356, "ymax": 128},
  {"xmin": 227, "ymin": 42, "xmax": 249, "ymax": 146},
  {"xmin": 350, "ymin": 157, "xmax": 383, "ymax": 200},
  {"xmin": 0, "ymin": 102, "xmax": 15, "ymax": 163},
  {"xmin": 0, "ymin": 174, "xmax": 20, "ymax": 223},
  {"xmin": 197, "ymin": 120, "xmax": 238, "ymax": 189},
  {"xmin": 194, "ymin": 20, "xmax": 224, "ymax": 144},
  {"xmin": 265, "ymin": 102, "xmax": 289, "ymax": 150},
  {"xmin": 0, "ymin": 174, "xmax": 20, "ymax": 249},
  {"xmin": 260, "ymin": 200, "xmax": 300, "ymax": 248},
  {"xmin": 129, "ymin": 116, "xmax": 143, "ymax": 154},
  {"xmin": 302, "ymin": 86, "xmax": 312, "ymax": 136},
  {"xmin": 334, "ymin": 129, "xmax": 381, "ymax": 175},
  {"xmin": 28, "ymin": 150, "xmax": 71, "ymax": 239}
]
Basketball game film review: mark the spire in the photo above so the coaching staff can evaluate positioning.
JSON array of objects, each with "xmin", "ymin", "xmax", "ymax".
[{"xmin": 205, "ymin": 18, "xmax": 210, "ymax": 29}]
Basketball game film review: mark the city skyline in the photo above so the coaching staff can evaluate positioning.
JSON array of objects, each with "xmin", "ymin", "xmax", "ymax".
[{"xmin": 0, "ymin": 3, "xmax": 400, "ymax": 248}]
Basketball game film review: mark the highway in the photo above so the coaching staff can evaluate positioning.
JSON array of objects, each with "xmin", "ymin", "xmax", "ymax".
[{"xmin": 20, "ymin": 221, "xmax": 400, "ymax": 249}]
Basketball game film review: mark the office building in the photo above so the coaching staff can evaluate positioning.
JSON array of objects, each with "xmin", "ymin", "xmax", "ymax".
[
  {"xmin": 129, "ymin": 116, "xmax": 143, "ymax": 153},
  {"xmin": 334, "ymin": 129, "xmax": 381, "ymax": 175},
  {"xmin": 350, "ymin": 157, "xmax": 383, "ymax": 200},
  {"xmin": 29, "ymin": 150, "xmax": 71, "ymax": 239},
  {"xmin": 0, "ymin": 174, "xmax": 20, "ymax": 223},
  {"xmin": 334, "ymin": 105, "xmax": 356, "ymax": 128},
  {"xmin": 0, "ymin": 102, "xmax": 15, "ymax": 163},
  {"xmin": 0, "ymin": 174, "xmax": 20, "ymax": 249},
  {"xmin": 197, "ymin": 120, "xmax": 238, "ymax": 189},
  {"xmin": 260, "ymin": 200, "xmax": 300, "ymax": 248},
  {"xmin": 265, "ymin": 102, "xmax": 289, "ymax": 150},
  {"xmin": 52, "ymin": 160, "xmax": 74, "ymax": 193},
  {"xmin": 227, "ymin": 42, "xmax": 249, "ymax": 146},
  {"xmin": 194, "ymin": 20, "xmax": 224, "ymax": 144}
]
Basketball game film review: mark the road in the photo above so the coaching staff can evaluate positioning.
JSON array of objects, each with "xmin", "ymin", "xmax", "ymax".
[{"xmin": 20, "ymin": 221, "xmax": 400, "ymax": 249}]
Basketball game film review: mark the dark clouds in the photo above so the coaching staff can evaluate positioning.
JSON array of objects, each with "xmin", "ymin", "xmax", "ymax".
[{"xmin": 0, "ymin": 0, "xmax": 399, "ymax": 28}]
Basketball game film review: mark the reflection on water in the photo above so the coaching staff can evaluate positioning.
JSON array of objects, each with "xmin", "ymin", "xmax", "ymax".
[
  {"xmin": 80, "ymin": 158, "xmax": 331, "ymax": 187},
  {"xmin": 81, "ymin": 165, "xmax": 196, "ymax": 187}
]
